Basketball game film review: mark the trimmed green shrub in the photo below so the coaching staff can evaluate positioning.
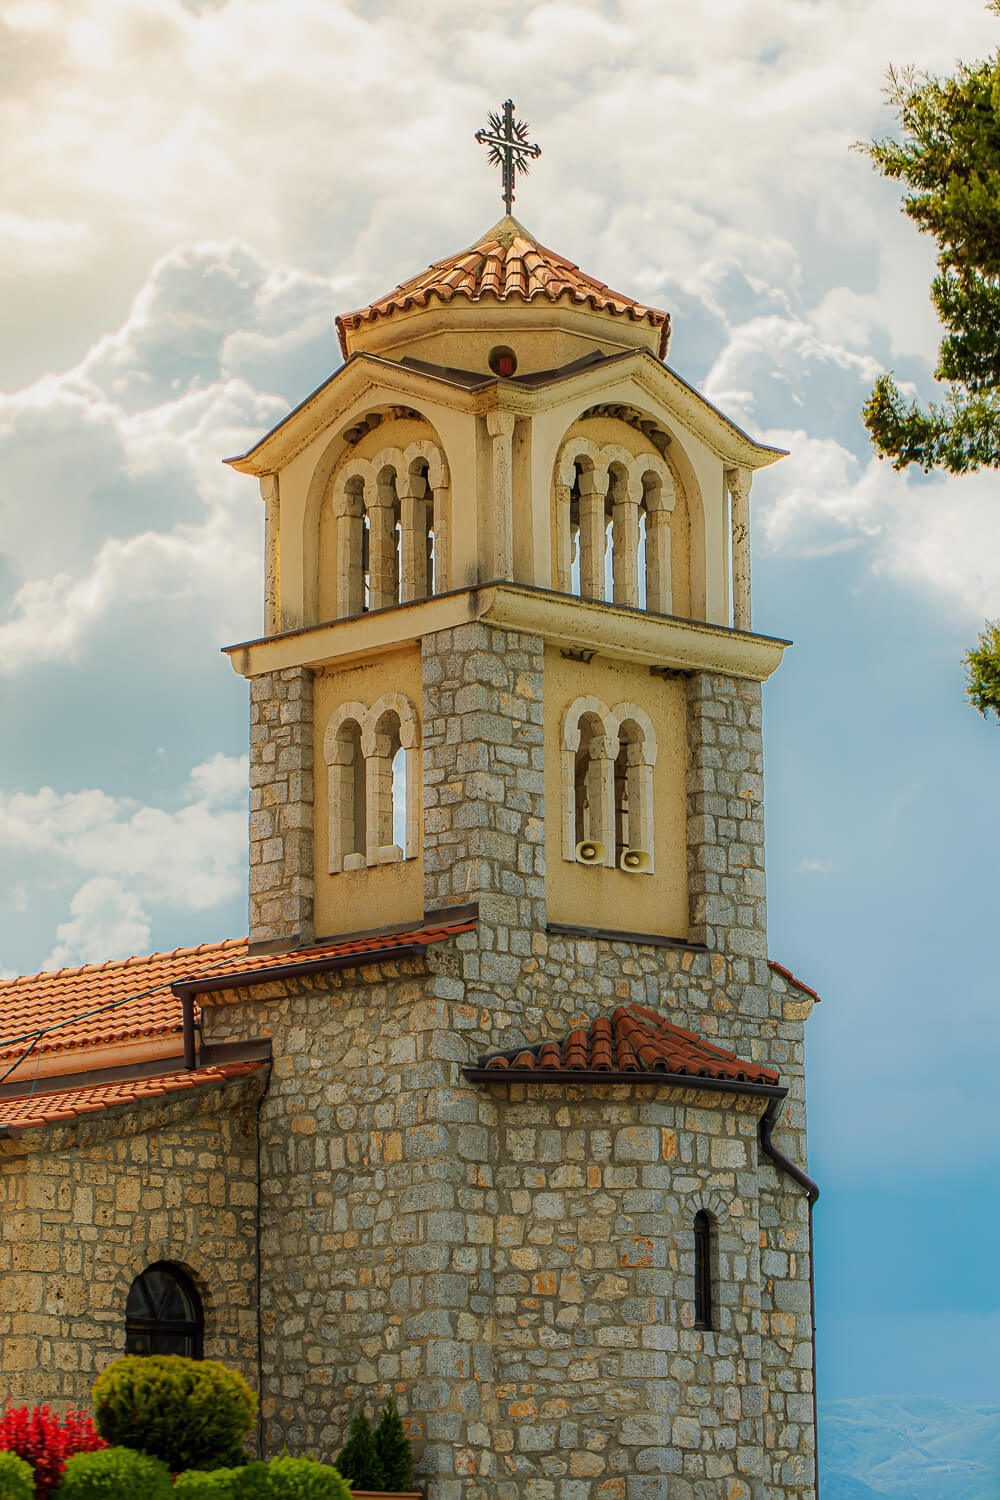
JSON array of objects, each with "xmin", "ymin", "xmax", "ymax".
[
  {"xmin": 55, "ymin": 1447, "xmax": 172, "ymax": 1498},
  {"xmin": 335, "ymin": 1411, "xmax": 384, "ymax": 1491},
  {"xmin": 374, "ymin": 1398, "xmax": 412, "ymax": 1490},
  {"xmin": 232, "ymin": 1458, "xmax": 351, "ymax": 1498},
  {"xmin": 91, "ymin": 1356, "xmax": 256, "ymax": 1472},
  {"xmin": 173, "ymin": 1469, "xmax": 244, "ymax": 1496},
  {"xmin": 0, "ymin": 1452, "xmax": 34, "ymax": 1500}
]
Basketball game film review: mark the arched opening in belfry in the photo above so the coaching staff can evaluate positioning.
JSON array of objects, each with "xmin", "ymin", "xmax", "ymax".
[
  {"xmin": 573, "ymin": 711, "xmax": 607, "ymax": 848},
  {"xmin": 391, "ymin": 742, "xmax": 407, "ymax": 853},
  {"xmin": 569, "ymin": 461, "xmax": 583, "ymax": 596},
  {"xmin": 410, "ymin": 456, "xmax": 435, "ymax": 599},
  {"xmin": 370, "ymin": 706, "xmax": 404, "ymax": 859}
]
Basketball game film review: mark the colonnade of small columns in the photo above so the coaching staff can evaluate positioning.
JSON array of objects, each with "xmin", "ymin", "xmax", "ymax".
[
  {"xmin": 554, "ymin": 438, "xmax": 676, "ymax": 613},
  {"xmin": 331, "ymin": 442, "xmax": 450, "ymax": 619}
]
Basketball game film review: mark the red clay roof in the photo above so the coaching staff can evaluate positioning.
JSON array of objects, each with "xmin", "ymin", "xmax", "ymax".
[
  {"xmin": 476, "ymin": 1004, "xmax": 779, "ymax": 1086},
  {"xmin": 0, "ymin": 921, "xmax": 476, "ymax": 1062},
  {"xmin": 336, "ymin": 216, "xmax": 670, "ymax": 359},
  {"xmin": 768, "ymin": 960, "xmax": 821, "ymax": 1002},
  {"xmin": 0, "ymin": 1061, "xmax": 265, "ymax": 1134}
]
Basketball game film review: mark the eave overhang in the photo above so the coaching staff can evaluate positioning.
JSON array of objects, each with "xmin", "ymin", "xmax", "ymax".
[
  {"xmin": 223, "ymin": 348, "xmax": 785, "ymax": 479},
  {"xmin": 223, "ymin": 583, "xmax": 791, "ymax": 683}
]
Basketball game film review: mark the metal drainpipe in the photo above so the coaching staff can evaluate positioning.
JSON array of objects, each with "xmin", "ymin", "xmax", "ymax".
[
  {"xmin": 759, "ymin": 1097, "xmax": 821, "ymax": 1499},
  {"xmin": 182, "ymin": 994, "xmax": 197, "ymax": 1070}
]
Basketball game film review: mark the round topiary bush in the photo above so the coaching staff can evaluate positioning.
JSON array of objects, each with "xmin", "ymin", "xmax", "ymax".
[
  {"xmin": 173, "ymin": 1469, "xmax": 245, "ymax": 1496},
  {"xmin": 0, "ymin": 1451, "xmax": 34, "ymax": 1500},
  {"xmin": 232, "ymin": 1457, "xmax": 352, "ymax": 1498},
  {"xmin": 55, "ymin": 1447, "xmax": 173, "ymax": 1499},
  {"xmin": 91, "ymin": 1356, "xmax": 256, "ymax": 1473}
]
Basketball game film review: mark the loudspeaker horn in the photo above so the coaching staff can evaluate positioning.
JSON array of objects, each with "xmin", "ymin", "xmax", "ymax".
[
  {"xmin": 619, "ymin": 848, "xmax": 652, "ymax": 873},
  {"xmin": 575, "ymin": 839, "xmax": 607, "ymax": 865}
]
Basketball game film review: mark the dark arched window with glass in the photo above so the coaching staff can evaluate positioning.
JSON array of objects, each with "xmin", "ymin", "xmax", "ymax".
[
  {"xmin": 125, "ymin": 1263, "xmax": 203, "ymax": 1358},
  {"xmin": 693, "ymin": 1211, "xmax": 713, "ymax": 1331}
]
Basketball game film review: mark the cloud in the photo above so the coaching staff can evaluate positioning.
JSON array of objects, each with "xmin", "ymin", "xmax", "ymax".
[
  {"xmin": 798, "ymin": 857, "xmax": 833, "ymax": 873},
  {"xmin": 0, "ymin": 752, "xmax": 248, "ymax": 969}
]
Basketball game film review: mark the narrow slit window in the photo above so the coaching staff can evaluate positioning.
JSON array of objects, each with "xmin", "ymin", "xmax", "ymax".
[{"xmin": 693, "ymin": 1210, "xmax": 713, "ymax": 1331}]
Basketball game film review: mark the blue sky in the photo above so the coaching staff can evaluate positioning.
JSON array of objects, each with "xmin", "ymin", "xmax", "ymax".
[{"xmin": 1, "ymin": 0, "xmax": 998, "ymax": 1410}]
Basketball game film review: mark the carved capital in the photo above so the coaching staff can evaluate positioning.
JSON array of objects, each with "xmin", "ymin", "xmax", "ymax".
[{"xmin": 486, "ymin": 409, "xmax": 516, "ymax": 440}]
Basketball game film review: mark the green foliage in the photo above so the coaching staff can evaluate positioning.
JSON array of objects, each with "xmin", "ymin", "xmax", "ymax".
[
  {"xmin": 861, "ymin": 30, "xmax": 1000, "ymax": 722},
  {"xmin": 0, "ymin": 1452, "xmax": 34, "ymax": 1500},
  {"xmin": 966, "ymin": 620, "xmax": 1000, "ymax": 717},
  {"xmin": 91, "ymin": 1356, "xmax": 256, "ymax": 1474},
  {"xmin": 55, "ymin": 1447, "xmax": 172, "ymax": 1499},
  {"xmin": 231, "ymin": 1458, "xmax": 351, "ymax": 1498},
  {"xmin": 335, "ymin": 1410, "xmax": 385, "ymax": 1491},
  {"xmin": 173, "ymin": 1468, "xmax": 245, "ymax": 1496},
  {"xmin": 374, "ymin": 1399, "xmax": 413, "ymax": 1491},
  {"xmin": 860, "ymin": 52, "xmax": 1000, "ymax": 474}
]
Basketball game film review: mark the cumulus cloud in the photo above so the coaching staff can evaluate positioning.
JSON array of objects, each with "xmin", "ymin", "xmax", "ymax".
[{"xmin": 0, "ymin": 753, "xmax": 248, "ymax": 970}]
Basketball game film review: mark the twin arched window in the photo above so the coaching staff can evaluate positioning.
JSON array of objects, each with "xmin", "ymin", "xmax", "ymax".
[
  {"xmin": 324, "ymin": 694, "xmax": 420, "ymax": 873},
  {"xmin": 555, "ymin": 440, "xmax": 676, "ymax": 613},
  {"xmin": 561, "ymin": 697, "xmax": 657, "ymax": 871},
  {"xmin": 125, "ymin": 1262, "xmax": 203, "ymax": 1358},
  {"xmin": 333, "ymin": 443, "xmax": 449, "ymax": 619}
]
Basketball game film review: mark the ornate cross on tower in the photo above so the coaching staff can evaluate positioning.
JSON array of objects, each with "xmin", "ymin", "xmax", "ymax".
[{"xmin": 475, "ymin": 99, "xmax": 541, "ymax": 214}]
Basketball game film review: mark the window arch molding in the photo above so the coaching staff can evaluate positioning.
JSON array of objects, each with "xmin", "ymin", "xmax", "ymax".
[
  {"xmin": 560, "ymin": 697, "xmax": 657, "ymax": 870},
  {"xmin": 329, "ymin": 440, "xmax": 450, "ymax": 619},
  {"xmin": 324, "ymin": 693, "xmax": 421, "ymax": 873},
  {"xmin": 125, "ymin": 1260, "xmax": 204, "ymax": 1359}
]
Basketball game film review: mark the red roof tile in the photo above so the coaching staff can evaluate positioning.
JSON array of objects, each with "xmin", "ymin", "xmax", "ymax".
[
  {"xmin": 768, "ymin": 960, "xmax": 821, "ymax": 1002},
  {"xmin": 476, "ymin": 1004, "xmax": 779, "ymax": 1086},
  {"xmin": 336, "ymin": 216, "xmax": 670, "ymax": 359},
  {"xmin": 0, "ymin": 1061, "xmax": 265, "ymax": 1134},
  {"xmin": 0, "ymin": 921, "xmax": 476, "ymax": 1062}
]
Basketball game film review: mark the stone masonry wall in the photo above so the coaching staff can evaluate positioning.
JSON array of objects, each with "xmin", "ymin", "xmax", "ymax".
[
  {"xmin": 250, "ymin": 665, "xmax": 314, "ymax": 947},
  {"xmin": 489, "ymin": 1083, "xmax": 766, "ymax": 1500},
  {"xmin": 0, "ymin": 1075, "xmax": 262, "ymax": 1407}
]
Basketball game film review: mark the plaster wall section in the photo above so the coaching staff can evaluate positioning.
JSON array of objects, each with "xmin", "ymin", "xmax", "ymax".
[
  {"xmin": 249, "ymin": 666, "xmax": 315, "ymax": 948},
  {"xmin": 0, "ymin": 1079, "xmax": 261, "ymax": 1406},
  {"xmin": 312, "ymin": 647, "xmax": 424, "ymax": 939},
  {"xmin": 544, "ymin": 650, "xmax": 688, "ymax": 939}
]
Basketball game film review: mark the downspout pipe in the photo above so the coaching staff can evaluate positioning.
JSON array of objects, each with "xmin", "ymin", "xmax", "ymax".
[
  {"xmin": 182, "ymin": 994, "xmax": 198, "ymax": 1071},
  {"xmin": 759, "ymin": 1096, "xmax": 821, "ymax": 1499}
]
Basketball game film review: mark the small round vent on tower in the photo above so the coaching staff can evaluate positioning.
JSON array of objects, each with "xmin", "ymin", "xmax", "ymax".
[{"xmin": 489, "ymin": 346, "xmax": 518, "ymax": 377}]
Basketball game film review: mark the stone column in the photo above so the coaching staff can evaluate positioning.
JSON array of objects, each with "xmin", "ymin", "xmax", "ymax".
[
  {"xmin": 728, "ymin": 465, "xmax": 752, "ymax": 631},
  {"xmin": 685, "ymin": 671, "xmax": 767, "ymax": 968},
  {"xmin": 578, "ymin": 468, "xmax": 609, "ymax": 601},
  {"xmin": 612, "ymin": 481, "xmax": 641, "ymax": 606},
  {"xmin": 486, "ymin": 410, "xmax": 515, "ymax": 580},
  {"xmin": 368, "ymin": 475, "xmax": 399, "ymax": 610},
  {"xmin": 260, "ymin": 475, "xmax": 281, "ymax": 635},
  {"xmin": 553, "ymin": 480, "xmax": 572, "ymax": 592},
  {"xmin": 335, "ymin": 488, "xmax": 364, "ymax": 619},
  {"xmin": 429, "ymin": 474, "xmax": 450, "ymax": 593},
  {"xmin": 249, "ymin": 666, "xmax": 314, "ymax": 947},
  {"xmin": 645, "ymin": 473, "xmax": 676, "ymax": 614},
  {"xmin": 398, "ymin": 472, "xmax": 430, "ymax": 604}
]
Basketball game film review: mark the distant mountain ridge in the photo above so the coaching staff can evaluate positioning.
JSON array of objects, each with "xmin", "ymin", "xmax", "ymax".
[{"xmin": 821, "ymin": 1396, "xmax": 1000, "ymax": 1499}]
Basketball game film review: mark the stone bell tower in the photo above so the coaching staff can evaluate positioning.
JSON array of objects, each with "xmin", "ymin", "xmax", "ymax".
[{"xmin": 223, "ymin": 163, "xmax": 818, "ymax": 1498}]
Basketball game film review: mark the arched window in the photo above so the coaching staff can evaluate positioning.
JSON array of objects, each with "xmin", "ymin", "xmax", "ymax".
[
  {"xmin": 325, "ymin": 694, "xmax": 420, "ymax": 873},
  {"xmin": 125, "ymin": 1262, "xmax": 203, "ymax": 1358},
  {"xmin": 693, "ymin": 1211, "xmax": 713, "ymax": 1331},
  {"xmin": 574, "ymin": 711, "xmax": 610, "ymax": 851},
  {"xmin": 613, "ymin": 710, "xmax": 656, "ymax": 872}
]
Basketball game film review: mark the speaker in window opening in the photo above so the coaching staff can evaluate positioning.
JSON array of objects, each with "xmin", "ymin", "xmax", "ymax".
[
  {"xmin": 575, "ymin": 839, "xmax": 607, "ymax": 865},
  {"xmin": 619, "ymin": 848, "xmax": 652, "ymax": 873}
]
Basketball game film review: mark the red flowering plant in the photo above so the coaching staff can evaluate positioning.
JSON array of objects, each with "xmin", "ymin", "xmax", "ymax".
[{"xmin": 0, "ymin": 1405, "xmax": 106, "ymax": 1498}]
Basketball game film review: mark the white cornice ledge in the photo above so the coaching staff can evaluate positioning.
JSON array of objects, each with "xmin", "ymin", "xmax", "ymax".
[{"xmin": 224, "ymin": 585, "xmax": 789, "ymax": 683}]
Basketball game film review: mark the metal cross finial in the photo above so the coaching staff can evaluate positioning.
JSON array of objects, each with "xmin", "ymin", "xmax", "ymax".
[{"xmin": 475, "ymin": 100, "xmax": 541, "ymax": 214}]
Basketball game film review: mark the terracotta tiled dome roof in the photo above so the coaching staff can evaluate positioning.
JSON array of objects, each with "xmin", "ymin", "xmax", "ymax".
[
  {"xmin": 475, "ymin": 1004, "xmax": 778, "ymax": 1085},
  {"xmin": 336, "ymin": 216, "xmax": 670, "ymax": 358}
]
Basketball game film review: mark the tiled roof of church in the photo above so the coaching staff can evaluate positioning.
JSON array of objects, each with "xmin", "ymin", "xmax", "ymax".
[
  {"xmin": 336, "ymin": 215, "xmax": 671, "ymax": 358},
  {"xmin": 0, "ymin": 1060, "xmax": 265, "ymax": 1133},
  {"xmin": 469, "ymin": 1004, "xmax": 779, "ymax": 1087},
  {"xmin": 0, "ymin": 920, "xmax": 477, "ymax": 1062}
]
